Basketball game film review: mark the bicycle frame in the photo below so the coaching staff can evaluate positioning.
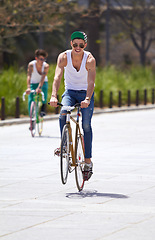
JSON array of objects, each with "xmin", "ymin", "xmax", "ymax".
[
  {"xmin": 23, "ymin": 90, "xmax": 45, "ymax": 136},
  {"xmin": 48, "ymin": 102, "xmax": 85, "ymax": 190},
  {"xmin": 62, "ymin": 105, "xmax": 85, "ymax": 168},
  {"xmin": 72, "ymin": 112, "xmax": 85, "ymax": 167},
  {"xmin": 32, "ymin": 93, "xmax": 41, "ymax": 123}
]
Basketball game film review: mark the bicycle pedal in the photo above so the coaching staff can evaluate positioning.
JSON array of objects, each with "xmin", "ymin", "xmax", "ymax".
[
  {"xmin": 83, "ymin": 171, "xmax": 93, "ymax": 181},
  {"xmin": 54, "ymin": 148, "xmax": 60, "ymax": 157}
]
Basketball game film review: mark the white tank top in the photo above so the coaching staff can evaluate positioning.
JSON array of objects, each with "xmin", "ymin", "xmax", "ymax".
[
  {"xmin": 64, "ymin": 50, "xmax": 90, "ymax": 90},
  {"xmin": 30, "ymin": 60, "xmax": 48, "ymax": 84}
]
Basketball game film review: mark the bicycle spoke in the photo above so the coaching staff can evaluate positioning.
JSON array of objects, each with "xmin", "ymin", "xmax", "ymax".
[
  {"xmin": 75, "ymin": 134, "xmax": 85, "ymax": 191},
  {"xmin": 60, "ymin": 125, "xmax": 70, "ymax": 184},
  {"xmin": 30, "ymin": 102, "xmax": 36, "ymax": 137},
  {"xmin": 38, "ymin": 116, "xmax": 43, "ymax": 136}
]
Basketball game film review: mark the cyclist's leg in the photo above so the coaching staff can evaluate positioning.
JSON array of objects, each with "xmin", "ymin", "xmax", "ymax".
[
  {"xmin": 75, "ymin": 91, "xmax": 94, "ymax": 180},
  {"xmin": 81, "ymin": 99, "xmax": 94, "ymax": 180},
  {"xmin": 28, "ymin": 83, "xmax": 38, "ymax": 115},
  {"xmin": 81, "ymin": 101, "xmax": 94, "ymax": 160},
  {"xmin": 76, "ymin": 91, "xmax": 94, "ymax": 160},
  {"xmin": 41, "ymin": 82, "xmax": 48, "ymax": 115},
  {"xmin": 59, "ymin": 90, "xmax": 76, "ymax": 136}
]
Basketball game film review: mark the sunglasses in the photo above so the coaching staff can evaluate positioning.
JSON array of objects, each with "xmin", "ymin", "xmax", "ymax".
[
  {"xmin": 72, "ymin": 43, "xmax": 85, "ymax": 49},
  {"xmin": 38, "ymin": 57, "xmax": 46, "ymax": 61}
]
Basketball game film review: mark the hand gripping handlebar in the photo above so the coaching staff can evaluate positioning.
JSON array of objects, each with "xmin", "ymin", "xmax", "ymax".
[{"xmin": 23, "ymin": 90, "xmax": 45, "ymax": 101}]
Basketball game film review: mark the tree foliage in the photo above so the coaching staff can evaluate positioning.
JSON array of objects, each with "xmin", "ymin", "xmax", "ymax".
[
  {"xmin": 111, "ymin": 0, "xmax": 155, "ymax": 65},
  {"xmin": 0, "ymin": 0, "xmax": 77, "ymax": 52}
]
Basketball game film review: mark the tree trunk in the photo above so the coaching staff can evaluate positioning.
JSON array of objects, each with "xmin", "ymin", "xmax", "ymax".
[
  {"xmin": 140, "ymin": 50, "xmax": 146, "ymax": 66},
  {"xmin": 88, "ymin": 0, "xmax": 100, "ymax": 65}
]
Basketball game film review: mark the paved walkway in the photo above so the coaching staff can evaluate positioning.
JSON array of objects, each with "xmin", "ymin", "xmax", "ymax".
[
  {"xmin": 1, "ymin": 104, "xmax": 155, "ymax": 126},
  {"xmin": 0, "ymin": 107, "xmax": 155, "ymax": 240}
]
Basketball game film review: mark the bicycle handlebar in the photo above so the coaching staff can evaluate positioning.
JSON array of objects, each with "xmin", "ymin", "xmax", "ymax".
[
  {"xmin": 23, "ymin": 90, "xmax": 45, "ymax": 101},
  {"xmin": 22, "ymin": 92, "xmax": 26, "ymax": 101},
  {"xmin": 48, "ymin": 102, "xmax": 81, "ymax": 111},
  {"xmin": 48, "ymin": 102, "xmax": 63, "ymax": 106}
]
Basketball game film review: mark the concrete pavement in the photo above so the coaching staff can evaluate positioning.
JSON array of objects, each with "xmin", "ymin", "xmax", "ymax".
[
  {"xmin": 0, "ymin": 107, "xmax": 155, "ymax": 240},
  {"xmin": 1, "ymin": 104, "xmax": 155, "ymax": 126}
]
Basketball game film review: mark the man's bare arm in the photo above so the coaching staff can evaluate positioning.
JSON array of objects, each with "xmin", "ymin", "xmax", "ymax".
[
  {"xmin": 37, "ymin": 63, "xmax": 49, "ymax": 90},
  {"xmin": 86, "ymin": 54, "xmax": 96, "ymax": 99},
  {"xmin": 81, "ymin": 54, "xmax": 96, "ymax": 108},
  {"xmin": 26, "ymin": 63, "xmax": 33, "ymax": 94},
  {"xmin": 50, "ymin": 52, "xmax": 67, "ymax": 106}
]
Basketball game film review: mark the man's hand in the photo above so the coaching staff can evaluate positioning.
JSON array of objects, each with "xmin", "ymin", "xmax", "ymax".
[
  {"xmin": 25, "ymin": 88, "xmax": 31, "ymax": 95},
  {"xmin": 50, "ymin": 96, "xmax": 58, "ymax": 107},
  {"xmin": 36, "ymin": 87, "xmax": 42, "ymax": 94},
  {"xmin": 81, "ymin": 99, "xmax": 90, "ymax": 108}
]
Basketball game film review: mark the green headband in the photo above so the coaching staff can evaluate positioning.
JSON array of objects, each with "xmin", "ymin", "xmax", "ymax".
[{"xmin": 71, "ymin": 31, "xmax": 87, "ymax": 43}]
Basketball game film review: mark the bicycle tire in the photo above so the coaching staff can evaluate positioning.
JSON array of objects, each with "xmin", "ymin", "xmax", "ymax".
[
  {"xmin": 38, "ymin": 113, "xmax": 43, "ymax": 136},
  {"xmin": 75, "ymin": 134, "xmax": 85, "ymax": 191},
  {"xmin": 30, "ymin": 101, "xmax": 36, "ymax": 137},
  {"xmin": 60, "ymin": 125, "xmax": 70, "ymax": 184}
]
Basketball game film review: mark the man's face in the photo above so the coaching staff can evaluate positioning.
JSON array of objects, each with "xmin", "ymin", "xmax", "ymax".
[
  {"xmin": 35, "ymin": 55, "xmax": 46, "ymax": 65},
  {"xmin": 71, "ymin": 39, "xmax": 87, "ymax": 54}
]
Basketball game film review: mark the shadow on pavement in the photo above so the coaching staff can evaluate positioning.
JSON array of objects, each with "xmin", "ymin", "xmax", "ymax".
[
  {"xmin": 66, "ymin": 190, "xmax": 129, "ymax": 199},
  {"xmin": 35, "ymin": 136, "xmax": 60, "ymax": 139}
]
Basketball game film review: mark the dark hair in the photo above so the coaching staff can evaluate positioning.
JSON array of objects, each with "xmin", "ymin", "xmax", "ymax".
[{"xmin": 35, "ymin": 49, "xmax": 48, "ymax": 58}]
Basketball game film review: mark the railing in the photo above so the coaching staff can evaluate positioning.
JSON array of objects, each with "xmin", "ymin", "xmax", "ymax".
[
  {"xmin": 1, "ymin": 89, "xmax": 155, "ymax": 120},
  {"xmin": 98, "ymin": 88, "xmax": 155, "ymax": 109}
]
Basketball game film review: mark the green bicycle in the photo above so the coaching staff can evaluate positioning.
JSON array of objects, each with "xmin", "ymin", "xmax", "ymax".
[{"xmin": 23, "ymin": 90, "xmax": 45, "ymax": 137}]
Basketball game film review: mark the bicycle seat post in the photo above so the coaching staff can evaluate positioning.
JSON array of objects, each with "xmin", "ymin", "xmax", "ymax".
[
  {"xmin": 76, "ymin": 106, "xmax": 80, "ymax": 123},
  {"xmin": 66, "ymin": 110, "xmax": 71, "ymax": 124}
]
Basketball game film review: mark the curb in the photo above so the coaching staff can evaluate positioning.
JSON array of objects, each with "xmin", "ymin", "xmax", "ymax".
[{"xmin": 1, "ymin": 104, "xmax": 155, "ymax": 126}]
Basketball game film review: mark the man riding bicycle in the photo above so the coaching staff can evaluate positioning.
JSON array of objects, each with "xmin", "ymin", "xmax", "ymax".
[
  {"xmin": 50, "ymin": 31, "xmax": 96, "ymax": 180},
  {"xmin": 25, "ymin": 49, "xmax": 49, "ymax": 117}
]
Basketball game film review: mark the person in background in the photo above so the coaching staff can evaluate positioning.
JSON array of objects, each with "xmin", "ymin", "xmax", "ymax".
[{"xmin": 26, "ymin": 49, "xmax": 49, "ymax": 117}]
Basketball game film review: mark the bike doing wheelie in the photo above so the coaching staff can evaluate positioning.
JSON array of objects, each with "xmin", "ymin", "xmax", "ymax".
[
  {"xmin": 23, "ymin": 90, "xmax": 45, "ymax": 137},
  {"xmin": 53, "ymin": 102, "xmax": 93, "ymax": 191}
]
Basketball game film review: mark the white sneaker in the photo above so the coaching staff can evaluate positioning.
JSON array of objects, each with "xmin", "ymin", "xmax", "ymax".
[{"xmin": 83, "ymin": 162, "xmax": 93, "ymax": 181}]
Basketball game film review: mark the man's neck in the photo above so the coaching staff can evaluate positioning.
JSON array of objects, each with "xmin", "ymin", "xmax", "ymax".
[
  {"xmin": 71, "ymin": 50, "xmax": 84, "ymax": 61},
  {"xmin": 36, "ymin": 61, "xmax": 43, "ymax": 69}
]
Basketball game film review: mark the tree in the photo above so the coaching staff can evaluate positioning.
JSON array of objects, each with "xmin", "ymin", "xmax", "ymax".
[
  {"xmin": 88, "ymin": 0, "xmax": 100, "ymax": 65},
  {"xmin": 0, "ymin": 0, "xmax": 77, "ymax": 54},
  {"xmin": 111, "ymin": 0, "xmax": 155, "ymax": 65}
]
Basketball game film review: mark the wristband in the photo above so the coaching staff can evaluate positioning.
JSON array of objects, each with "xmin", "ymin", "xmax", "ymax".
[{"xmin": 85, "ymin": 97, "xmax": 90, "ymax": 101}]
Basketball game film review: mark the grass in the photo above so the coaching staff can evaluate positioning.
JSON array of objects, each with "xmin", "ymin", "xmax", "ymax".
[
  {"xmin": 95, "ymin": 65, "xmax": 155, "ymax": 106},
  {"xmin": 0, "ymin": 65, "xmax": 155, "ymax": 118}
]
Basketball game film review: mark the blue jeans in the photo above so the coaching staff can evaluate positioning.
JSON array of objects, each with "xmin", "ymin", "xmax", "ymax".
[{"xmin": 59, "ymin": 90, "xmax": 94, "ymax": 159}]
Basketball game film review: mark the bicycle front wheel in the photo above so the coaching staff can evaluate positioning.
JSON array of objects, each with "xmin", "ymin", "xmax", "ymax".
[
  {"xmin": 38, "ymin": 115, "xmax": 43, "ymax": 136},
  {"xmin": 75, "ymin": 134, "xmax": 85, "ymax": 191},
  {"xmin": 60, "ymin": 125, "xmax": 70, "ymax": 184},
  {"xmin": 30, "ymin": 101, "xmax": 36, "ymax": 137}
]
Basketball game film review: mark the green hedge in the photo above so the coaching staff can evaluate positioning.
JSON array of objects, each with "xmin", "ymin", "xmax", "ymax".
[{"xmin": 0, "ymin": 65, "xmax": 154, "ymax": 117}]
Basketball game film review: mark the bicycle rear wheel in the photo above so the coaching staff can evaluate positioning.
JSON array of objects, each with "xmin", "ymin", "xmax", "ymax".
[
  {"xmin": 30, "ymin": 101, "xmax": 36, "ymax": 137},
  {"xmin": 75, "ymin": 134, "xmax": 85, "ymax": 191},
  {"xmin": 60, "ymin": 125, "xmax": 70, "ymax": 184}
]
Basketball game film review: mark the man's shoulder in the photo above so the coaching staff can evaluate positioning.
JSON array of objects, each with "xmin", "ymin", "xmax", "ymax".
[
  {"xmin": 57, "ymin": 51, "xmax": 67, "ymax": 67},
  {"xmin": 86, "ymin": 53, "xmax": 96, "ymax": 67},
  {"xmin": 58, "ymin": 51, "xmax": 67, "ymax": 59},
  {"xmin": 86, "ymin": 52, "xmax": 95, "ymax": 60},
  {"xmin": 28, "ymin": 60, "xmax": 35, "ymax": 67},
  {"xmin": 44, "ymin": 62, "xmax": 49, "ymax": 68}
]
